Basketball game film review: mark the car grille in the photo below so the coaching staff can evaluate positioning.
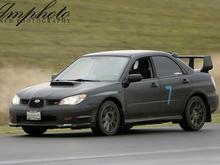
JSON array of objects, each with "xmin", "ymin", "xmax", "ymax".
[
  {"xmin": 29, "ymin": 99, "xmax": 44, "ymax": 108},
  {"xmin": 21, "ymin": 98, "xmax": 60, "ymax": 107},
  {"xmin": 46, "ymin": 99, "xmax": 60, "ymax": 106},
  {"xmin": 21, "ymin": 99, "xmax": 29, "ymax": 105}
]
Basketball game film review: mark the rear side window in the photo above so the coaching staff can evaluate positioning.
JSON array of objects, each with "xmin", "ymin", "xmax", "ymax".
[{"xmin": 152, "ymin": 56, "xmax": 183, "ymax": 78}]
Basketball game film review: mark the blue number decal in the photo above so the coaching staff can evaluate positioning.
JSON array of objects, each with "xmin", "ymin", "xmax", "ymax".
[{"xmin": 165, "ymin": 85, "xmax": 173, "ymax": 105}]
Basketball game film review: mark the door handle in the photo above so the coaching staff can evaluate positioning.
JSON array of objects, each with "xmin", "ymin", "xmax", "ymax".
[
  {"xmin": 151, "ymin": 82, "xmax": 158, "ymax": 88},
  {"xmin": 182, "ymin": 78, "xmax": 190, "ymax": 84}
]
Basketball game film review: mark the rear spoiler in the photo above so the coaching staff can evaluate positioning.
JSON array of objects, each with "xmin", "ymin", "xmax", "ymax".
[{"xmin": 171, "ymin": 54, "xmax": 213, "ymax": 73}]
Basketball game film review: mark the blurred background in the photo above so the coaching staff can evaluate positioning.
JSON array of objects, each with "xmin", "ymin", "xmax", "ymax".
[{"xmin": 0, "ymin": 0, "xmax": 220, "ymax": 125}]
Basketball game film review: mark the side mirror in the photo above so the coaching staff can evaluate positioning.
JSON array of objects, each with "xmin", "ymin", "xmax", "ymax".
[
  {"xmin": 127, "ymin": 74, "xmax": 143, "ymax": 83},
  {"xmin": 51, "ymin": 74, "xmax": 57, "ymax": 81},
  {"xmin": 122, "ymin": 74, "xmax": 143, "ymax": 88}
]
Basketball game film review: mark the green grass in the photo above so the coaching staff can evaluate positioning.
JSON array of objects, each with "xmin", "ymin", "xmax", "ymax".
[
  {"xmin": 0, "ymin": 126, "xmax": 89, "ymax": 135},
  {"xmin": 1, "ymin": 0, "xmax": 220, "ymax": 70},
  {"xmin": 213, "ymin": 114, "xmax": 220, "ymax": 123}
]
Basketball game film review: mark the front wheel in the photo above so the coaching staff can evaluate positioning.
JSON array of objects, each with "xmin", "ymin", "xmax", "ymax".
[
  {"xmin": 92, "ymin": 101, "xmax": 121, "ymax": 136},
  {"xmin": 179, "ymin": 96, "xmax": 207, "ymax": 131},
  {"xmin": 22, "ymin": 126, "xmax": 47, "ymax": 136}
]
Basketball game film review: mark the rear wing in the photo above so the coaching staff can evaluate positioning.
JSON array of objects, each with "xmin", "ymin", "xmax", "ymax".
[{"xmin": 172, "ymin": 54, "xmax": 213, "ymax": 73}]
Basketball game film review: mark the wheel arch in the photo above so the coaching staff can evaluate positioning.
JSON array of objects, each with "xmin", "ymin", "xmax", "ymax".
[
  {"xmin": 186, "ymin": 92, "xmax": 211, "ymax": 122},
  {"xmin": 99, "ymin": 97, "xmax": 125, "ymax": 124}
]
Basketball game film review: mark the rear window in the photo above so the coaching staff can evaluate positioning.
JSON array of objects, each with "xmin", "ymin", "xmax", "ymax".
[{"xmin": 152, "ymin": 56, "xmax": 183, "ymax": 78}]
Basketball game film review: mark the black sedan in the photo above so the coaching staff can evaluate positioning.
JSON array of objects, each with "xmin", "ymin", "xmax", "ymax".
[{"xmin": 9, "ymin": 50, "xmax": 219, "ymax": 136}]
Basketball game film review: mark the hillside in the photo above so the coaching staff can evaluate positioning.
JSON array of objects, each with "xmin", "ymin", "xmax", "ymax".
[{"xmin": 0, "ymin": 0, "xmax": 220, "ymax": 70}]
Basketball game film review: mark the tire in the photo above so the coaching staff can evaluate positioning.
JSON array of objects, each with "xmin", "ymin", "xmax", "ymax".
[
  {"xmin": 179, "ymin": 96, "xmax": 207, "ymax": 131},
  {"xmin": 92, "ymin": 101, "xmax": 121, "ymax": 136},
  {"xmin": 22, "ymin": 126, "xmax": 47, "ymax": 136}
]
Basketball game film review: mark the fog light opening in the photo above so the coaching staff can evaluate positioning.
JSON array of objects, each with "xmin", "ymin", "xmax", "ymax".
[{"xmin": 64, "ymin": 116, "xmax": 74, "ymax": 121}]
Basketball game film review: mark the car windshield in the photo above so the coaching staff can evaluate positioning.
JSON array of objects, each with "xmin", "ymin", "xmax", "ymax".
[{"xmin": 55, "ymin": 56, "xmax": 130, "ymax": 81}]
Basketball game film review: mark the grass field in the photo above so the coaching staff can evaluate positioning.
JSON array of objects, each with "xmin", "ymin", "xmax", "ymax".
[
  {"xmin": 1, "ymin": 0, "xmax": 220, "ymax": 70},
  {"xmin": 0, "ymin": 0, "xmax": 220, "ymax": 125}
]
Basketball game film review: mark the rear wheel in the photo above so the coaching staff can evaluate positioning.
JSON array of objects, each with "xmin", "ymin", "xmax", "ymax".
[
  {"xmin": 179, "ymin": 96, "xmax": 207, "ymax": 131},
  {"xmin": 92, "ymin": 101, "xmax": 121, "ymax": 136},
  {"xmin": 22, "ymin": 126, "xmax": 47, "ymax": 136}
]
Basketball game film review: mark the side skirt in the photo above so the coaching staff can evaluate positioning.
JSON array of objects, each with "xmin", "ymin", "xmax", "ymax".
[{"xmin": 125, "ymin": 115, "xmax": 182, "ymax": 126}]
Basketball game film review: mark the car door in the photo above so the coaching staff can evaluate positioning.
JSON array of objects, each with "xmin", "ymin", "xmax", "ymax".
[
  {"xmin": 124, "ymin": 57, "xmax": 162, "ymax": 121},
  {"xmin": 152, "ymin": 56, "xmax": 192, "ymax": 116}
]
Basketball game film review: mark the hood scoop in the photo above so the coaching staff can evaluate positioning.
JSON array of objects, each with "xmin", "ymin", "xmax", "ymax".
[{"xmin": 50, "ymin": 81, "xmax": 75, "ymax": 86}]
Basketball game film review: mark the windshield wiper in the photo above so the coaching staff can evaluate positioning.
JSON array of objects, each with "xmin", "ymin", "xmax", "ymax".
[{"xmin": 67, "ymin": 79, "xmax": 100, "ymax": 82}]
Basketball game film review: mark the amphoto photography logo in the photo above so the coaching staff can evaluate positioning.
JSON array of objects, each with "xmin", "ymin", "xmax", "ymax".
[{"xmin": 0, "ymin": 0, "xmax": 70, "ymax": 26}]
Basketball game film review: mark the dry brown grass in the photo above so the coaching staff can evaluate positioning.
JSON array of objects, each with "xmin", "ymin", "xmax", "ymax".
[{"xmin": 0, "ymin": 67, "xmax": 52, "ymax": 125}]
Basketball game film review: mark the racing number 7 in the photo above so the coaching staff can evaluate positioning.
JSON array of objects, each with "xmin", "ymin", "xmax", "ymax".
[{"xmin": 165, "ymin": 85, "xmax": 173, "ymax": 105}]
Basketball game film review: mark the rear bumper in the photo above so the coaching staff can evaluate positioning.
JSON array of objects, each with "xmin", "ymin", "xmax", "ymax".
[
  {"xmin": 208, "ymin": 93, "xmax": 219, "ymax": 113},
  {"xmin": 9, "ymin": 103, "xmax": 98, "ymax": 129}
]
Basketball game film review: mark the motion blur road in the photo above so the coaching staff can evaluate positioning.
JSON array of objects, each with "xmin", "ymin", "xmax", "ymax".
[{"xmin": 0, "ymin": 124, "xmax": 220, "ymax": 165}]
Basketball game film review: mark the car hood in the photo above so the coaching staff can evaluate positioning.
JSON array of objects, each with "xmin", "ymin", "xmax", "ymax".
[{"xmin": 17, "ymin": 81, "xmax": 119, "ymax": 99}]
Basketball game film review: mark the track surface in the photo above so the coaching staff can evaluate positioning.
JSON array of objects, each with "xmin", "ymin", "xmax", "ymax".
[{"xmin": 0, "ymin": 124, "xmax": 220, "ymax": 165}]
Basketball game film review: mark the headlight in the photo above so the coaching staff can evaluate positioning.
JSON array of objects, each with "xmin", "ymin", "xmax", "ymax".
[
  {"xmin": 59, "ymin": 94, "xmax": 87, "ymax": 105},
  {"xmin": 12, "ymin": 94, "xmax": 20, "ymax": 105}
]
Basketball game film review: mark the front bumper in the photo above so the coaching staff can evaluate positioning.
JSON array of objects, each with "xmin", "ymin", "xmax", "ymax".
[{"xmin": 9, "ymin": 103, "xmax": 98, "ymax": 129}]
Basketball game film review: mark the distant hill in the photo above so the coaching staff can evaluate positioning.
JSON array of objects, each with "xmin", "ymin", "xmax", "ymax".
[{"xmin": 0, "ymin": 0, "xmax": 220, "ymax": 70}]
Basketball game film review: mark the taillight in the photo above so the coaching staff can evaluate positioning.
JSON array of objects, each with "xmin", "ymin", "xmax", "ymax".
[{"xmin": 211, "ymin": 76, "xmax": 216, "ymax": 89}]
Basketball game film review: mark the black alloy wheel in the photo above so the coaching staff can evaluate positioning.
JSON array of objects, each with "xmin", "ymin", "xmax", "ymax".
[
  {"xmin": 179, "ymin": 96, "xmax": 207, "ymax": 131},
  {"xmin": 92, "ymin": 101, "xmax": 120, "ymax": 136}
]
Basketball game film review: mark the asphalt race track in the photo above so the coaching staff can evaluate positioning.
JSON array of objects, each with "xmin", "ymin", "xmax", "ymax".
[{"xmin": 0, "ymin": 124, "xmax": 220, "ymax": 165}]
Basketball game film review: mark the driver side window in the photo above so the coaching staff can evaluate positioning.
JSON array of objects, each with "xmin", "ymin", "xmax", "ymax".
[{"xmin": 129, "ymin": 57, "xmax": 154, "ymax": 79}]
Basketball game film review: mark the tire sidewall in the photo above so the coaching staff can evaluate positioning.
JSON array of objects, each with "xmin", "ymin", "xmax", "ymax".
[
  {"xmin": 98, "ymin": 101, "xmax": 120, "ymax": 136},
  {"xmin": 22, "ymin": 126, "xmax": 47, "ymax": 136},
  {"xmin": 185, "ymin": 96, "xmax": 207, "ymax": 130}
]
